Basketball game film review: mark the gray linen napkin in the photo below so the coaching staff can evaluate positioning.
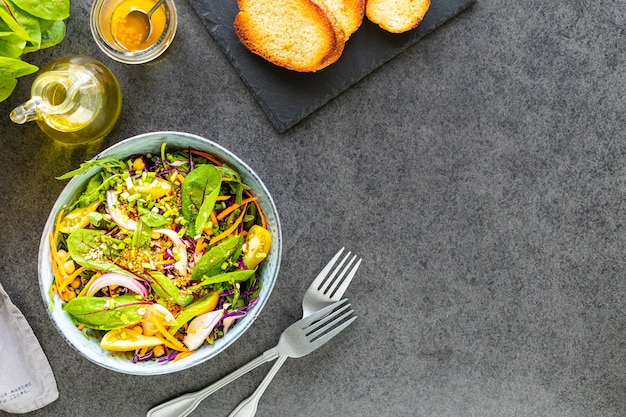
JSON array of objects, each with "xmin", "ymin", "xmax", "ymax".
[{"xmin": 0, "ymin": 281, "xmax": 58, "ymax": 414}]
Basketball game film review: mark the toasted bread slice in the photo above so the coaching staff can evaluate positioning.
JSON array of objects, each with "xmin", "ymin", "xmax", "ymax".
[
  {"xmin": 366, "ymin": 0, "xmax": 430, "ymax": 33},
  {"xmin": 314, "ymin": 0, "xmax": 365, "ymax": 38},
  {"xmin": 234, "ymin": 0, "xmax": 344, "ymax": 72}
]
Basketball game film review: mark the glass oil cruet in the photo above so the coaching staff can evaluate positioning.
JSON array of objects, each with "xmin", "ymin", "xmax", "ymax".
[{"xmin": 10, "ymin": 55, "xmax": 122, "ymax": 144}]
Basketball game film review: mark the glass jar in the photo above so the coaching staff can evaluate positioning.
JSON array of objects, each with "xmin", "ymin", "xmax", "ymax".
[{"xmin": 90, "ymin": 0, "xmax": 177, "ymax": 64}]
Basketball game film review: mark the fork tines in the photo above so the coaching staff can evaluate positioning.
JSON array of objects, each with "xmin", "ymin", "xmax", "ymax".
[
  {"xmin": 315, "ymin": 248, "xmax": 362, "ymax": 299},
  {"xmin": 304, "ymin": 299, "xmax": 357, "ymax": 345}
]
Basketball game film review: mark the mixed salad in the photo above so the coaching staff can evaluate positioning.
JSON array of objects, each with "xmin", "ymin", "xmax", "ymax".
[{"xmin": 49, "ymin": 143, "xmax": 272, "ymax": 363}]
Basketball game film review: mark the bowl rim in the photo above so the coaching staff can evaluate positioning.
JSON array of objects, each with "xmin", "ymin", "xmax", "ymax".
[{"xmin": 38, "ymin": 131, "xmax": 282, "ymax": 375}]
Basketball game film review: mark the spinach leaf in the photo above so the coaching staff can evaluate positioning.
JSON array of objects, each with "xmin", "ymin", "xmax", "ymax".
[
  {"xmin": 0, "ymin": 76, "xmax": 17, "ymax": 102},
  {"xmin": 181, "ymin": 164, "xmax": 221, "ymax": 237},
  {"xmin": 1, "ymin": 0, "xmax": 40, "ymax": 48},
  {"xmin": 191, "ymin": 235, "xmax": 241, "ymax": 280},
  {"xmin": 140, "ymin": 212, "xmax": 168, "ymax": 228},
  {"xmin": 189, "ymin": 269, "xmax": 256, "ymax": 291},
  {"xmin": 0, "ymin": 56, "xmax": 38, "ymax": 78},
  {"xmin": 0, "ymin": 4, "xmax": 32, "ymax": 42},
  {"xmin": 0, "ymin": 32, "xmax": 26, "ymax": 58},
  {"xmin": 37, "ymin": 19, "xmax": 65, "ymax": 49},
  {"xmin": 67, "ymin": 229, "xmax": 134, "ymax": 277},
  {"xmin": 147, "ymin": 271, "xmax": 193, "ymax": 306},
  {"xmin": 63, "ymin": 294, "xmax": 149, "ymax": 330},
  {"xmin": 0, "ymin": 57, "xmax": 36, "ymax": 102},
  {"xmin": 74, "ymin": 172, "xmax": 106, "ymax": 209},
  {"xmin": 218, "ymin": 165, "xmax": 248, "ymax": 204},
  {"xmin": 0, "ymin": 0, "xmax": 69, "ymax": 103},
  {"xmin": 168, "ymin": 292, "xmax": 219, "ymax": 335},
  {"xmin": 11, "ymin": 0, "xmax": 70, "ymax": 21}
]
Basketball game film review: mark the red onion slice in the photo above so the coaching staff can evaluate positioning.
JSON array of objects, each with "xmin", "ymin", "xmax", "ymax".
[{"xmin": 86, "ymin": 273, "xmax": 149, "ymax": 298}]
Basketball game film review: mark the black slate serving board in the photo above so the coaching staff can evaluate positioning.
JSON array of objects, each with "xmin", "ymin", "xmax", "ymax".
[{"xmin": 186, "ymin": 0, "xmax": 476, "ymax": 132}]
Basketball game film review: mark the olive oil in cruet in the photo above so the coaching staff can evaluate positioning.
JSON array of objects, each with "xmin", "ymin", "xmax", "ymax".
[{"xmin": 10, "ymin": 55, "xmax": 122, "ymax": 144}]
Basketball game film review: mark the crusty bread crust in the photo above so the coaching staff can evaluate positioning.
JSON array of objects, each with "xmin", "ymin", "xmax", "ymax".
[
  {"xmin": 308, "ymin": 0, "xmax": 347, "ymax": 70},
  {"xmin": 234, "ymin": 0, "xmax": 345, "ymax": 72},
  {"xmin": 366, "ymin": 0, "xmax": 430, "ymax": 33},
  {"xmin": 233, "ymin": 0, "xmax": 427, "ymax": 72},
  {"xmin": 314, "ymin": 0, "xmax": 365, "ymax": 38}
]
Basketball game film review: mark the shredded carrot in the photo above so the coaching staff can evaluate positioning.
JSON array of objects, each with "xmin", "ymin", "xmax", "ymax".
[
  {"xmin": 77, "ymin": 323, "xmax": 85, "ymax": 331},
  {"xmin": 195, "ymin": 237, "xmax": 205, "ymax": 255},
  {"xmin": 185, "ymin": 149, "xmax": 223, "ymax": 166},
  {"xmin": 209, "ymin": 210, "xmax": 218, "ymax": 227},
  {"xmin": 173, "ymin": 351, "xmax": 193, "ymax": 362},
  {"xmin": 50, "ymin": 234, "xmax": 67, "ymax": 288},
  {"xmin": 59, "ymin": 266, "xmax": 88, "ymax": 291},
  {"xmin": 50, "ymin": 254, "xmax": 63, "ymax": 288},
  {"xmin": 154, "ymin": 334, "xmax": 185, "ymax": 352},
  {"xmin": 216, "ymin": 197, "xmax": 257, "ymax": 221},
  {"xmin": 209, "ymin": 208, "xmax": 246, "ymax": 245},
  {"xmin": 217, "ymin": 205, "xmax": 239, "ymax": 221},
  {"xmin": 151, "ymin": 315, "xmax": 188, "ymax": 351},
  {"xmin": 50, "ymin": 210, "xmax": 76, "ymax": 293},
  {"xmin": 244, "ymin": 190, "xmax": 267, "ymax": 228},
  {"xmin": 216, "ymin": 195, "xmax": 231, "ymax": 201},
  {"xmin": 138, "ymin": 346, "xmax": 149, "ymax": 356},
  {"xmin": 59, "ymin": 277, "xmax": 75, "ymax": 292},
  {"xmin": 53, "ymin": 209, "xmax": 64, "ymax": 243}
]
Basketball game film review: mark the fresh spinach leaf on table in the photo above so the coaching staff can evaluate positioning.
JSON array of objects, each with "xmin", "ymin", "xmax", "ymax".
[
  {"xmin": 11, "ymin": 0, "xmax": 70, "ymax": 21},
  {"xmin": 0, "ymin": 0, "xmax": 69, "ymax": 102}
]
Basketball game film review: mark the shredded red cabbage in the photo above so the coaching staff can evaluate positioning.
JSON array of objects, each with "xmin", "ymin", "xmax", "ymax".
[
  {"xmin": 132, "ymin": 350, "xmax": 154, "ymax": 363},
  {"xmin": 158, "ymin": 351, "xmax": 180, "ymax": 363}
]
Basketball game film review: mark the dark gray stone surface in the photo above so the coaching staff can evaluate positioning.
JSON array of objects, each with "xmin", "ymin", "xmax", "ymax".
[{"xmin": 1, "ymin": 0, "xmax": 626, "ymax": 416}]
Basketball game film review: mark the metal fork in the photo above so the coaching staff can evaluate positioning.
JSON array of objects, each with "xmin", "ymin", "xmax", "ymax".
[
  {"xmin": 146, "ymin": 299, "xmax": 357, "ymax": 417},
  {"xmin": 302, "ymin": 248, "xmax": 362, "ymax": 316},
  {"xmin": 227, "ymin": 248, "xmax": 362, "ymax": 417}
]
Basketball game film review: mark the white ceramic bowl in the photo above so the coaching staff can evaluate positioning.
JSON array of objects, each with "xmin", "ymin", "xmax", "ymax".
[{"xmin": 38, "ymin": 132, "xmax": 282, "ymax": 375}]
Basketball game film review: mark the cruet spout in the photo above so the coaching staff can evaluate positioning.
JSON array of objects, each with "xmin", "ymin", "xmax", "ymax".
[{"xmin": 10, "ymin": 97, "xmax": 43, "ymax": 124}]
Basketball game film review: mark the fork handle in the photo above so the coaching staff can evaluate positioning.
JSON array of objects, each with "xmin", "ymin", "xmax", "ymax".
[
  {"xmin": 227, "ymin": 355, "xmax": 289, "ymax": 417},
  {"xmin": 146, "ymin": 348, "xmax": 279, "ymax": 417}
]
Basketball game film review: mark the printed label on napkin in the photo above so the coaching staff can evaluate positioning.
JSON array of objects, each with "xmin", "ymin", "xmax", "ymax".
[{"xmin": 0, "ymin": 281, "xmax": 58, "ymax": 414}]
